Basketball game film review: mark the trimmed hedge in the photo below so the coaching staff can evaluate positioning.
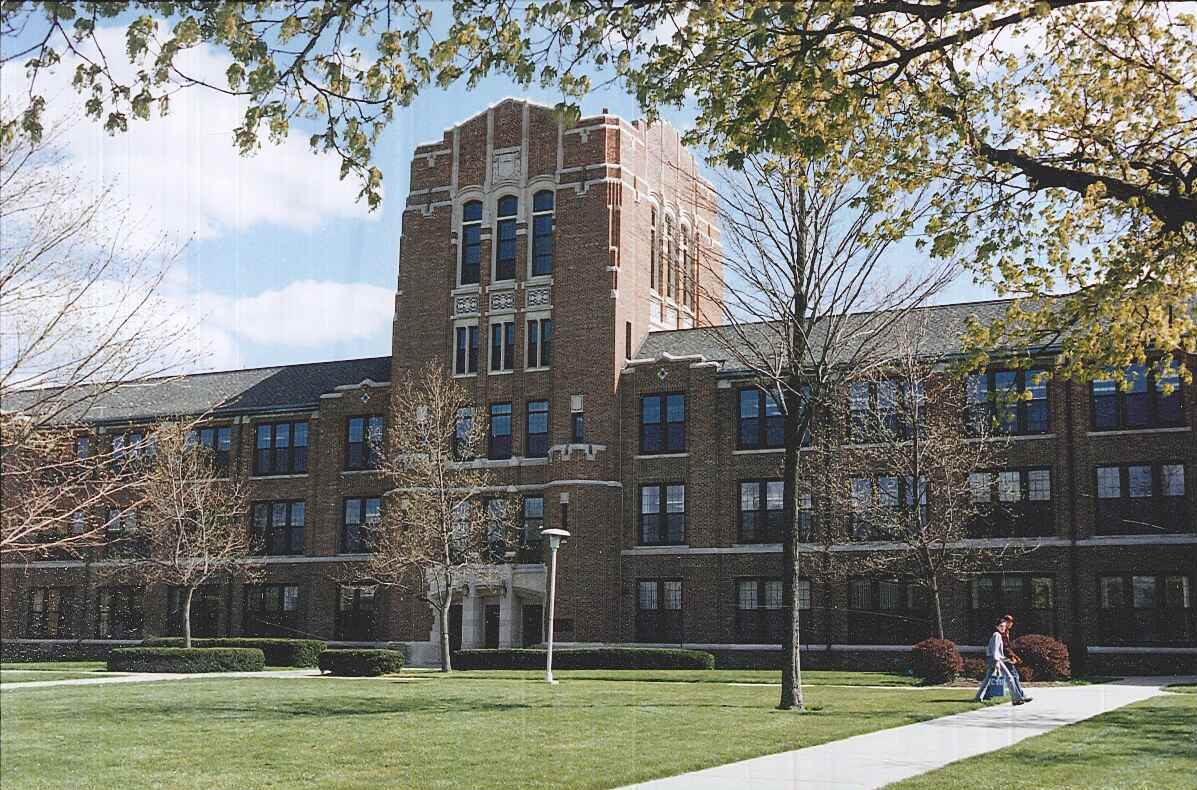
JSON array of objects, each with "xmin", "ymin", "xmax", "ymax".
[
  {"xmin": 452, "ymin": 647, "xmax": 715, "ymax": 670},
  {"xmin": 108, "ymin": 647, "xmax": 264, "ymax": 673},
  {"xmin": 319, "ymin": 649, "xmax": 405, "ymax": 677},
  {"xmin": 1012, "ymin": 634, "xmax": 1071, "ymax": 680},
  {"xmin": 142, "ymin": 638, "xmax": 324, "ymax": 667},
  {"xmin": 910, "ymin": 638, "xmax": 964, "ymax": 683}
]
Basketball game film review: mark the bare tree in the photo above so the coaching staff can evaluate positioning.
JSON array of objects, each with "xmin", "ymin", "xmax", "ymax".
[
  {"xmin": 699, "ymin": 152, "xmax": 955, "ymax": 710},
  {"xmin": 815, "ymin": 317, "xmax": 1020, "ymax": 640},
  {"xmin": 0, "ymin": 108, "xmax": 190, "ymax": 557},
  {"xmin": 365, "ymin": 362, "xmax": 519, "ymax": 672},
  {"xmin": 113, "ymin": 422, "xmax": 257, "ymax": 647}
]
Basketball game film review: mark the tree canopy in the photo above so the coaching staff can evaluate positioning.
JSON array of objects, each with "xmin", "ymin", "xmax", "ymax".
[{"xmin": 4, "ymin": 1, "xmax": 1193, "ymax": 377}]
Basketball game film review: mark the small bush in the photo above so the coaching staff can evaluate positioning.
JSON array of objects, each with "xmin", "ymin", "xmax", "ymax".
[
  {"xmin": 1017, "ymin": 664, "xmax": 1035, "ymax": 683},
  {"xmin": 319, "ymin": 649, "xmax": 405, "ymax": 677},
  {"xmin": 1012, "ymin": 634, "xmax": 1070, "ymax": 680},
  {"xmin": 108, "ymin": 647, "xmax": 264, "ymax": 673},
  {"xmin": 962, "ymin": 657, "xmax": 988, "ymax": 680},
  {"xmin": 910, "ymin": 638, "xmax": 964, "ymax": 683},
  {"xmin": 142, "ymin": 638, "xmax": 324, "ymax": 667},
  {"xmin": 453, "ymin": 647, "xmax": 715, "ymax": 670}
]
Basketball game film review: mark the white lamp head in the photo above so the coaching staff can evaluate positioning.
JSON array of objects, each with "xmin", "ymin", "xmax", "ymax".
[{"xmin": 541, "ymin": 527, "xmax": 571, "ymax": 550}]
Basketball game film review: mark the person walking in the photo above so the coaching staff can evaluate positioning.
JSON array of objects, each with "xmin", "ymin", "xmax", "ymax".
[{"xmin": 975, "ymin": 614, "xmax": 1033, "ymax": 705}]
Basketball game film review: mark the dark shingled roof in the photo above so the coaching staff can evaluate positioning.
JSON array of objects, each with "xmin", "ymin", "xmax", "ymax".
[
  {"xmin": 4, "ymin": 356, "xmax": 392, "ymax": 425},
  {"xmin": 637, "ymin": 298, "xmax": 1019, "ymax": 369}
]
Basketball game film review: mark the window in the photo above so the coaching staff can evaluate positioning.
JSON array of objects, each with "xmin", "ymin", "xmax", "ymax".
[
  {"xmin": 251, "ymin": 500, "xmax": 305, "ymax": 555},
  {"xmin": 625, "ymin": 322, "xmax": 633, "ymax": 360},
  {"xmin": 967, "ymin": 368, "xmax": 1051, "ymax": 435},
  {"xmin": 104, "ymin": 507, "xmax": 137, "ymax": 535},
  {"xmin": 640, "ymin": 393, "xmax": 685, "ymax": 454},
  {"xmin": 453, "ymin": 408, "xmax": 474, "ymax": 461},
  {"xmin": 490, "ymin": 320, "xmax": 515, "ymax": 372},
  {"xmin": 455, "ymin": 324, "xmax": 480, "ymax": 375},
  {"xmin": 636, "ymin": 579, "xmax": 683, "ymax": 642},
  {"xmin": 336, "ymin": 584, "xmax": 378, "ymax": 641},
  {"xmin": 736, "ymin": 578, "xmax": 802, "ymax": 643},
  {"xmin": 526, "ymin": 317, "xmax": 552, "ymax": 369},
  {"xmin": 95, "ymin": 586, "xmax": 143, "ymax": 639},
  {"xmin": 640, "ymin": 483, "xmax": 686, "ymax": 545},
  {"xmin": 1091, "ymin": 362, "xmax": 1184, "ymax": 430},
  {"xmin": 968, "ymin": 468, "xmax": 1054, "ymax": 537},
  {"xmin": 460, "ymin": 200, "xmax": 482, "ymax": 285},
  {"xmin": 75, "ymin": 436, "xmax": 92, "ymax": 459},
  {"xmin": 523, "ymin": 400, "xmax": 550, "ymax": 458},
  {"xmin": 649, "ymin": 207, "xmax": 658, "ymax": 290},
  {"xmin": 243, "ymin": 584, "xmax": 301, "ymax": 637},
  {"xmin": 846, "ymin": 578, "xmax": 928, "ymax": 644},
  {"xmin": 571, "ymin": 395, "xmax": 585, "ymax": 443},
  {"xmin": 1098, "ymin": 574, "xmax": 1194, "ymax": 645},
  {"xmin": 531, "ymin": 190, "xmax": 554, "ymax": 276},
  {"xmin": 26, "ymin": 587, "xmax": 76, "ymax": 638},
  {"xmin": 969, "ymin": 574, "xmax": 1056, "ymax": 643},
  {"xmin": 488, "ymin": 403, "xmax": 512, "ymax": 460},
  {"xmin": 112, "ymin": 431, "xmax": 146, "ymax": 466},
  {"xmin": 70, "ymin": 511, "xmax": 86, "ymax": 535},
  {"xmin": 739, "ymin": 480, "xmax": 785, "ymax": 543},
  {"xmin": 850, "ymin": 476, "xmax": 927, "ymax": 539},
  {"xmin": 494, "ymin": 195, "xmax": 518, "ymax": 281},
  {"xmin": 253, "ymin": 421, "xmax": 308, "ymax": 476},
  {"xmin": 738, "ymin": 387, "xmax": 786, "ymax": 449},
  {"xmin": 166, "ymin": 585, "xmax": 222, "ymax": 638},
  {"xmin": 342, "ymin": 496, "xmax": 380, "ymax": 553},
  {"xmin": 664, "ymin": 214, "xmax": 676, "ymax": 300},
  {"xmin": 185, "ymin": 426, "xmax": 232, "ymax": 474},
  {"xmin": 346, "ymin": 415, "xmax": 384, "ymax": 470},
  {"xmin": 1095, "ymin": 462, "xmax": 1188, "ymax": 535},
  {"xmin": 522, "ymin": 496, "xmax": 544, "ymax": 547}
]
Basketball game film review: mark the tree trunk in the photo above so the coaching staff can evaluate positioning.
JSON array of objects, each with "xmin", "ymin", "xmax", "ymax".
[
  {"xmin": 182, "ymin": 585, "xmax": 195, "ymax": 649},
  {"xmin": 439, "ymin": 597, "xmax": 453, "ymax": 672},
  {"xmin": 931, "ymin": 578, "xmax": 945, "ymax": 640},
  {"xmin": 779, "ymin": 429, "xmax": 805, "ymax": 711}
]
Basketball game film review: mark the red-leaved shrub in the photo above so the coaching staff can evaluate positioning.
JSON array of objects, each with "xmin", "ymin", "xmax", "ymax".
[
  {"xmin": 1012, "ymin": 634, "xmax": 1071, "ymax": 680},
  {"xmin": 963, "ymin": 657, "xmax": 988, "ymax": 680},
  {"xmin": 910, "ymin": 638, "xmax": 964, "ymax": 683},
  {"xmin": 1017, "ymin": 664, "xmax": 1035, "ymax": 683}
]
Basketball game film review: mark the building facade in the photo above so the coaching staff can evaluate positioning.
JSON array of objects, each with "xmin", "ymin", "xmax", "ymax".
[{"xmin": 3, "ymin": 100, "xmax": 1194, "ymax": 672}]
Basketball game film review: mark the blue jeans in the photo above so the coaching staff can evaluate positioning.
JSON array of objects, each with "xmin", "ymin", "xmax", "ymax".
[{"xmin": 975, "ymin": 660, "xmax": 1027, "ymax": 702}]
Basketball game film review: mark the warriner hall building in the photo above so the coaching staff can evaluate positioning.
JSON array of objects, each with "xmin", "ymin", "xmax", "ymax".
[{"xmin": 3, "ymin": 100, "xmax": 1194, "ymax": 673}]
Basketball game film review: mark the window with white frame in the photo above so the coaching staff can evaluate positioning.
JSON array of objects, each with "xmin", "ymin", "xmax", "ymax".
[
  {"xmin": 460, "ymin": 200, "xmax": 482, "ymax": 285},
  {"xmin": 489, "ymin": 320, "xmax": 515, "ymax": 373},
  {"xmin": 494, "ymin": 195, "xmax": 518, "ymax": 281},
  {"xmin": 526, "ymin": 316, "xmax": 552, "ymax": 369},
  {"xmin": 454, "ymin": 323, "xmax": 480, "ymax": 375},
  {"xmin": 531, "ymin": 190, "xmax": 554, "ymax": 276}
]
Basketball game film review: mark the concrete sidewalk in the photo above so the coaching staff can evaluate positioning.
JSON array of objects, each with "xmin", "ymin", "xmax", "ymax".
[
  {"xmin": 0, "ymin": 668, "xmax": 320, "ymax": 691},
  {"xmin": 618, "ymin": 676, "xmax": 1195, "ymax": 790}
]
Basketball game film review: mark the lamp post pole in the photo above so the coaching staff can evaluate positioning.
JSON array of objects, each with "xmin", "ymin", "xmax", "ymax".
[{"xmin": 543, "ymin": 501, "xmax": 570, "ymax": 685}]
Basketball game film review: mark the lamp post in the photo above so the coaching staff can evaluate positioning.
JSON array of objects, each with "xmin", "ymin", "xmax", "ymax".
[{"xmin": 542, "ymin": 510, "xmax": 570, "ymax": 684}]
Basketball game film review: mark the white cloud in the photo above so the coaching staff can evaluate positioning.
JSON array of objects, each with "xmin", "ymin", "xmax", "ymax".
[{"xmin": 1, "ymin": 24, "xmax": 377, "ymax": 247}]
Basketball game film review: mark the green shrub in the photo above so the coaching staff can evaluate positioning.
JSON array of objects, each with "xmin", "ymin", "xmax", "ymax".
[
  {"xmin": 108, "ymin": 647, "xmax": 264, "ymax": 673},
  {"xmin": 452, "ymin": 647, "xmax": 715, "ymax": 670},
  {"xmin": 910, "ymin": 638, "xmax": 964, "ymax": 683},
  {"xmin": 142, "ymin": 638, "xmax": 324, "ymax": 667},
  {"xmin": 319, "ymin": 649, "xmax": 405, "ymax": 677},
  {"xmin": 1012, "ymin": 634, "xmax": 1070, "ymax": 680}
]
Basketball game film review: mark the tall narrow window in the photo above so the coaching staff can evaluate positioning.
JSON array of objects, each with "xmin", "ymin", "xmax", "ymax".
[
  {"xmin": 531, "ymin": 190, "xmax": 554, "ymax": 276},
  {"xmin": 571, "ymin": 395, "xmax": 585, "ymax": 443},
  {"xmin": 664, "ymin": 214, "xmax": 676, "ymax": 299},
  {"xmin": 679, "ymin": 226, "xmax": 690, "ymax": 308},
  {"xmin": 453, "ymin": 408, "xmax": 474, "ymax": 461},
  {"xmin": 639, "ymin": 483, "xmax": 686, "ymax": 545},
  {"xmin": 649, "ymin": 207, "xmax": 658, "ymax": 290},
  {"xmin": 738, "ymin": 388, "xmax": 786, "ymax": 449},
  {"xmin": 526, "ymin": 317, "xmax": 552, "ymax": 369},
  {"xmin": 495, "ymin": 195, "xmax": 518, "ymax": 281},
  {"xmin": 625, "ymin": 322, "xmax": 633, "ymax": 360},
  {"xmin": 460, "ymin": 201, "xmax": 482, "ymax": 285},
  {"xmin": 346, "ymin": 416, "xmax": 384, "ymax": 470},
  {"xmin": 454, "ymin": 324, "xmax": 479, "ymax": 375},
  {"xmin": 739, "ymin": 480, "xmax": 785, "ymax": 543},
  {"xmin": 490, "ymin": 320, "xmax": 515, "ymax": 372},
  {"xmin": 526, "ymin": 400, "xmax": 549, "ymax": 458},
  {"xmin": 488, "ymin": 403, "xmax": 512, "ymax": 460},
  {"xmin": 75, "ymin": 436, "xmax": 92, "ymax": 458},
  {"xmin": 522, "ymin": 496, "xmax": 545, "ymax": 547},
  {"xmin": 341, "ymin": 497, "xmax": 380, "ymax": 553}
]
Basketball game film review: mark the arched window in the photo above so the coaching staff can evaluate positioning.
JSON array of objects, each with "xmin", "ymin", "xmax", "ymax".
[
  {"xmin": 664, "ymin": 214, "xmax": 676, "ymax": 300},
  {"xmin": 460, "ymin": 201, "xmax": 483, "ymax": 285},
  {"xmin": 649, "ymin": 207, "xmax": 658, "ymax": 290},
  {"xmin": 495, "ymin": 195, "xmax": 518, "ymax": 281},
  {"xmin": 531, "ymin": 190, "xmax": 554, "ymax": 276}
]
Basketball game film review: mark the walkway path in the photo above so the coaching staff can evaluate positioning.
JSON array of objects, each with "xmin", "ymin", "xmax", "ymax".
[
  {"xmin": 618, "ymin": 676, "xmax": 1196, "ymax": 790},
  {"xmin": 0, "ymin": 668, "xmax": 320, "ymax": 691}
]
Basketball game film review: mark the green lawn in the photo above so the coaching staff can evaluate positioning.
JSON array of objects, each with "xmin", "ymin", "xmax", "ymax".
[
  {"xmin": 0, "ymin": 661, "xmax": 107, "ymax": 672},
  {"xmin": 0, "ymin": 672, "xmax": 988, "ymax": 790},
  {"xmin": 435, "ymin": 668, "xmax": 920, "ymax": 686},
  {"xmin": 886, "ymin": 689, "xmax": 1197, "ymax": 790}
]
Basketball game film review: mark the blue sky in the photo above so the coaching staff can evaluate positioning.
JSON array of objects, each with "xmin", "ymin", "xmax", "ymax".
[{"xmin": 4, "ymin": 17, "xmax": 995, "ymax": 374}]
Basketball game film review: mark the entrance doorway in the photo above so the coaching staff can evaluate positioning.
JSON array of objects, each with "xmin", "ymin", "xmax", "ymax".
[
  {"xmin": 448, "ymin": 604, "xmax": 463, "ymax": 652},
  {"xmin": 522, "ymin": 604, "xmax": 544, "ymax": 646},
  {"xmin": 484, "ymin": 604, "xmax": 500, "ymax": 648}
]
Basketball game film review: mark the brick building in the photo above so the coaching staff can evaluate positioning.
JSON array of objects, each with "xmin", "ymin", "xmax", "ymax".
[{"xmin": 3, "ymin": 99, "xmax": 1194, "ymax": 672}]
